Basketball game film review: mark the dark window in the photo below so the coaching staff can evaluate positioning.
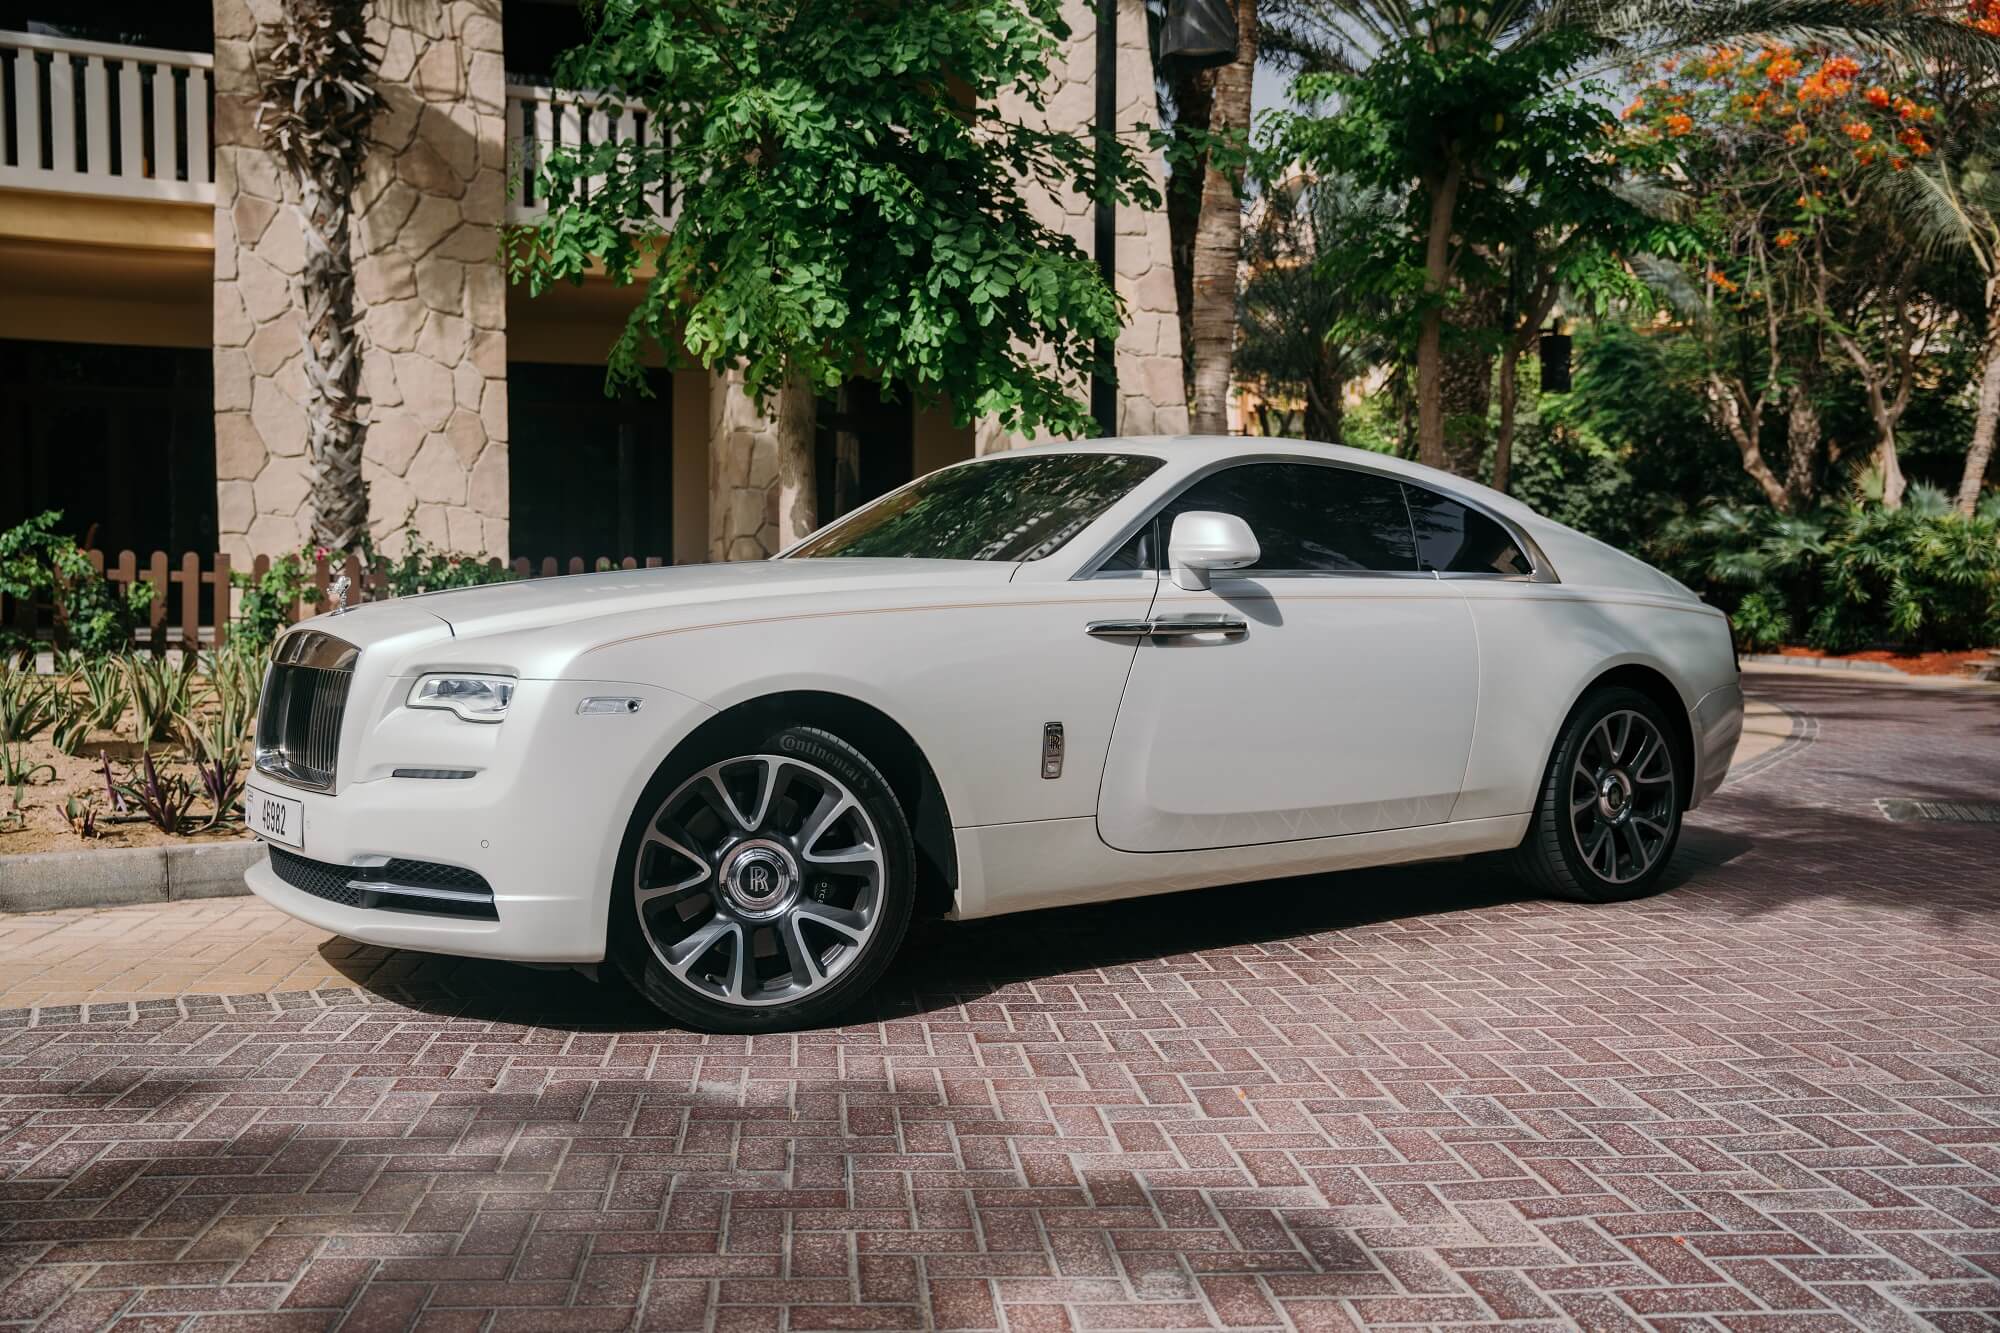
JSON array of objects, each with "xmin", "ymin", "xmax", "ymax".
[
  {"xmin": 0, "ymin": 339, "xmax": 216, "ymax": 557},
  {"xmin": 1403, "ymin": 485, "xmax": 1530, "ymax": 576},
  {"xmin": 509, "ymin": 362, "xmax": 673, "ymax": 562},
  {"xmin": 788, "ymin": 453, "xmax": 1162, "ymax": 562},
  {"xmin": 1148, "ymin": 463, "xmax": 1418, "ymax": 574}
]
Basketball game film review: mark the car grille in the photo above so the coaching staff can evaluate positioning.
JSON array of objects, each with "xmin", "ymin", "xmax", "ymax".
[
  {"xmin": 255, "ymin": 629, "xmax": 358, "ymax": 791},
  {"xmin": 268, "ymin": 847, "xmax": 498, "ymax": 919}
]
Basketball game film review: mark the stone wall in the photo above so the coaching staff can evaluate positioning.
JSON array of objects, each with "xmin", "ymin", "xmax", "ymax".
[{"xmin": 211, "ymin": 0, "xmax": 509, "ymax": 562}]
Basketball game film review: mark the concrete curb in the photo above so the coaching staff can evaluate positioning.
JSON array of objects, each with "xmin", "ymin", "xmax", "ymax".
[
  {"xmin": 0, "ymin": 840, "xmax": 264, "ymax": 913},
  {"xmin": 1740, "ymin": 652, "xmax": 1899, "ymax": 673}
]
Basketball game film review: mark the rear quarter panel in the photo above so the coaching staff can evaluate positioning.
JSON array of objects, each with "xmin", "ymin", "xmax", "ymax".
[{"xmin": 1448, "ymin": 582, "xmax": 1739, "ymax": 821}]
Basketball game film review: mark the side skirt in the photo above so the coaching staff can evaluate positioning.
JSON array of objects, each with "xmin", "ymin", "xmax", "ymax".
[{"xmin": 947, "ymin": 814, "xmax": 1532, "ymax": 921}]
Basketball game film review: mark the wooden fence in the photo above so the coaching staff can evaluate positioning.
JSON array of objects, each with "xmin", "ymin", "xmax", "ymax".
[{"xmin": 3, "ymin": 551, "xmax": 668, "ymax": 650}]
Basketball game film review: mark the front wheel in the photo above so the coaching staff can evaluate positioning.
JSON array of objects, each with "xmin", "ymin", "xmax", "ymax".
[
  {"xmin": 610, "ymin": 726, "xmax": 916, "ymax": 1032},
  {"xmin": 1512, "ymin": 687, "xmax": 1685, "ymax": 903}
]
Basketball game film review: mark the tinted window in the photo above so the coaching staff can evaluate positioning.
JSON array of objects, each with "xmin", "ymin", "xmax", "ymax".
[
  {"xmin": 1403, "ymin": 485, "xmax": 1530, "ymax": 575},
  {"xmin": 787, "ymin": 453, "xmax": 1162, "ymax": 562},
  {"xmin": 1147, "ymin": 463, "xmax": 1417, "ymax": 574}
]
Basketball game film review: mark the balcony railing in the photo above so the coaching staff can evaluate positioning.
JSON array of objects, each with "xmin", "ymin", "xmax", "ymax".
[
  {"xmin": 0, "ymin": 29, "xmax": 213, "ymax": 203},
  {"xmin": 505, "ymin": 83, "xmax": 672, "ymax": 225}
]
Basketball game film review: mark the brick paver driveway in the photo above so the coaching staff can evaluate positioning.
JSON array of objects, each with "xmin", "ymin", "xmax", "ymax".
[{"xmin": 1, "ymin": 672, "xmax": 1997, "ymax": 1332}]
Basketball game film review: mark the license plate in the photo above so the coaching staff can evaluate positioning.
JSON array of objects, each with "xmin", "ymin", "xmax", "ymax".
[{"xmin": 245, "ymin": 788, "xmax": 304, "ymax": 849}]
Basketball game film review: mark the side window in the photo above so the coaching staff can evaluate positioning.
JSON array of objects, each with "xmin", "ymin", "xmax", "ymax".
[
  {"xmin": 1098, "ymin": 522, "xmax": 1156, "ymax": 573},
  {"xmin": 1159, "ymin": 463, "xmax": 1417, "ymax": 574},
  {"xmin": 1403, "ymin": 485, "xmax": 1531, "ymax": 576}
]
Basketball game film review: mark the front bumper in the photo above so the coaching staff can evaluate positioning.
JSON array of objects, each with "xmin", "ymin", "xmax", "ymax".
[{"xmin": 243, "ymin": 678, "xmax": 712, "ymax": 963}]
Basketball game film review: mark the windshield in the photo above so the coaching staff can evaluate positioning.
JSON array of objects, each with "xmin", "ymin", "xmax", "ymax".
[{"xmin": 786, "ymin": 453, "xmax": 1164, "ymax": 562}]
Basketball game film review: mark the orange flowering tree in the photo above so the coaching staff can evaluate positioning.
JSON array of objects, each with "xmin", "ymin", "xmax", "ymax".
[{"xmin": 1628, "ymin": 43, "xmax": 1950, "ymax": 510}]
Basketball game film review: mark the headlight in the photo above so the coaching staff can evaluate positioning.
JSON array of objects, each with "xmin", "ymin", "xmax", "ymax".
[{"xmin": 406, "ymin": 673, "xmax": 515, "ymax": 723}]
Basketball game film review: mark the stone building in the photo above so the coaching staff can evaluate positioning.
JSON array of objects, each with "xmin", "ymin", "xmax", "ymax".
[{"xmin": 0, "ymin": 0, "xmax": 1187, "ymax": 566}]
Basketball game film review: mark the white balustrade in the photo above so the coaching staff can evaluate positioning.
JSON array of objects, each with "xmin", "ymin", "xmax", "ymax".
[
  {"xmin": 0, "ymin": 29, "xmax": 213, "ymax": 204},
  {"xmin": 506, "ymin": 83, "xmax": 671, "ymax": 225}
]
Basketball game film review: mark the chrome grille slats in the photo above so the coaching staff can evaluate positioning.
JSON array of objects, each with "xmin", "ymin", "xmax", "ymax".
[{"xmin": 254, "ymin": 630, "xmax": 358, "ymax": 792}]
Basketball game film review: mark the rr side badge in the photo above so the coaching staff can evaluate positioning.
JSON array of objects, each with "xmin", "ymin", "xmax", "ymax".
[{"xmin": 1042, "ymin": 722, "xmax": 1064, "ymax": 779}]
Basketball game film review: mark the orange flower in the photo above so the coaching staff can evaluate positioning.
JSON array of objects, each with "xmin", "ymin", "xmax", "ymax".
[
  {"xmin": 1843, "ymin": 120, "xmax": 1874, "ymax": 141},
  {"xmin": 1766, "ymin": 54, "xmax": 1802, "ymax": 82},
  {"xmin": 1822, "ymin": 56, "xmax": 1860, "ymax": 80},
  {"xmin": 1709, "ymin": 270, "xmax": 1740, "ymax": 293},
  {"xmin": 1622, "ymin": 95, "xmax": 1646, "ymax": 120},
  {"xmin": 1784, "ymin": 122, "xmax": 1809, "ymax": 145},
  {"xmin": 1775, "ymin": 230, "xmax": 1799, "ymax": 248},
  {"xmin": 1900, "ymin": 127, "xmax": 1933, "ymax": 156},
  {"xmin": 1704, "ymin": 46, "xmax": 1742, "ymax": 77},
  {"xmin": 1865, "ymin": 85, "xmax": 1892, "ymax": 107},
  {"xmin": 1665, "ymin": 113, "xmax": 1694, "ymax": 137}
]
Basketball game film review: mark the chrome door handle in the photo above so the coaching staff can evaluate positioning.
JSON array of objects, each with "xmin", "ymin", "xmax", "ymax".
[
  {"xmin": 1146, "ymin": 615, "xmax": 1248, "ymax": 638},
  {"xmin": 1087, "ymin": 616, "xmax": 1247, "ymax": 640},
  {"xmin": 1085, "ymin": 620, "xmax": 1154, "ymax": 639}
]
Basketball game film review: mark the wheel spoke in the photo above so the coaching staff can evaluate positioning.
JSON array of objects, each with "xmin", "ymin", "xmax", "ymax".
[
  {"xmin": 778, "ymin": 911, "xmax": 824, "ymax": 989},
  {"xmin": 1617, "ymin": 821, "xmax": 1649, "ymax": 877},
  {"xmin": 799, "ymin": 789, "xmax": 857, "ymax": 856},
  {"xmin": 664, "ymin": 915, "xmax": 740, "ymax": 978},
  {"xmin": 795, "ymin": 901, "xmax": 868, "ymax": 944}
]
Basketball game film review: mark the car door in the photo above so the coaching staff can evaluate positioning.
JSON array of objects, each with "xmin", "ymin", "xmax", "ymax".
[{"xmin": 1094, "ymin": 460, "xmax": 1480, "ymax": 853}]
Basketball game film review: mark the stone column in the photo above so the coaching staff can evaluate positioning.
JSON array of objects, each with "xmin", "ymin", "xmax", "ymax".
[
  {"xmin": 976, "ymin": 0, "xmax": 1187, "ymax": 454},
  {"xmin": 211, "ymin": 0, "xmax": 509, "ymax": 563},
  {"xmin": 212, "ymin": 0, "xmax": 308, "ymax": 562},
  {"xmin": 708, "ymin": 371, "xmax": 813, "ymax": 561},
  {"xmin": 354, "ymin": 0, "xmax": 509, "ymax": 557}
]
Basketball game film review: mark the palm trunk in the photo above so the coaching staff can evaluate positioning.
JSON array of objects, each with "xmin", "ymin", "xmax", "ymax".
[
  {"xmin": 1188, "ymin": 0, "xmax": 1258, "ymax": 434},
  {"xmin": 1304, "ymin": 339, "xmax": 1343, "ymax": 443},
  {"xmin": 258, "ymin": 0, "xmax": 379, "ymax": 550},
  {"xmin": 1959, "ymin": 280, "xmax": 2000, "ymax": 514},
  {"xmin": 1414, "ymin": 162, "xmax": 1463, "ymax": 470},
  {"xmin": 296, "ymin": 171, "xmax": 369, "ymax": 548}
]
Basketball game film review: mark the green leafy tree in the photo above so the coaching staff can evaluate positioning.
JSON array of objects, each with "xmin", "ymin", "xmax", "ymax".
[
  {"xmin": 1264, "ymin": 1, "xmax": 2000, "ymax": 481},
  {"xmin": 510, "ymin": 0, "xmax": 1159, "ymax": 533}
]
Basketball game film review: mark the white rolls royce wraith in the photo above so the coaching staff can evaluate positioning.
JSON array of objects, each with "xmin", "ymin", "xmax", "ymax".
[{"xmin": 242, "ymin": 437, "xmax": 1744, "ymax": 1030}]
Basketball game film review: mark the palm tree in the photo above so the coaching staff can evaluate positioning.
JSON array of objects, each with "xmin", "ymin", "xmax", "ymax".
[
  {"xmin": 1261, "ymin": 0, "xmax": 2000, "ymax": 477},
  {"xmin": 256, "ymin": 0, "xmax": 380, "ymax": 549},
  {"xmin": 1235, "ymin": 173, "xmax": 1391, "ymax": 440},
  {"xmin": 1904, "ymin": 143, "xmax": 2000, "ymax": 512}
]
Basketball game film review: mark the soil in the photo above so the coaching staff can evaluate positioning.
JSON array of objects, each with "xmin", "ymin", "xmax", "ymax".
[
  {"xmin": 0, "ymin": 727, "xmax": 250, "ymax": 857},
  {"xmin": 1773, "ymin": 645, "xmax": 1998, "ymax": 677}
]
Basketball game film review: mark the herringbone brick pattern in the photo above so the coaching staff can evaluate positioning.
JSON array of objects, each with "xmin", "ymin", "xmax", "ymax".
[{"xmin": 0, "ymin": 674, "xmax": 1996, "ymax": 1330}]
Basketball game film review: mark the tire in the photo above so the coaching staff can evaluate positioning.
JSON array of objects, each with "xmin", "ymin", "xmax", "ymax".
[
  {"xmin": 1511, "ymin": 686, "xmax": 1686, "ymax": 904},
  {"xmin": 609, "ymin": 725, "xmax": 917, "ymax": 1032}
]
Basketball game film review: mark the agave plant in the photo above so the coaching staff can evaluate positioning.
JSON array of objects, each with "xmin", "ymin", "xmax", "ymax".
[
  {"xmin": 0, "ymin": 663, "xmax": 58, "ymax": 744},
  {"xmin": 71, "ymin": 655, "xmax": 128, "ymax": 731},
  {"xmin": 121, "ymin": 652, "xmax": 196, "ymax": 746},
  {"xmin": 0, "ymin": 741, "xmax": 55, "ymax": 787}
]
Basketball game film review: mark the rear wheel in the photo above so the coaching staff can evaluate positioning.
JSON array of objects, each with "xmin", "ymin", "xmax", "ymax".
[
  {"xmin": 610, "ymin": 726, "xmax": 916, "ymax": 1032},
  {"xmin": 1512, "ymin": 686, "xmax": 1684, "ymax": 903}
]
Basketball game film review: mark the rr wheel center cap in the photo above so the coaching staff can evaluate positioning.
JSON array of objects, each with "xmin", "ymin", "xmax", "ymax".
[
  {"xmin": 718, "ymin": 840, "xmax": 801, "ymax": 920},
  {"xmin": 1597, "ymin": 770, "xmax": 1635, "ymax": 822}
]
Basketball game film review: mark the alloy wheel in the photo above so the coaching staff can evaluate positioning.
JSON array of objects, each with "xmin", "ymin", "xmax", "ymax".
[
  {"xmin": 633, "ymin": 754, "xmax": 886, "ymax": 1007},
  {"xmin": 1567, "ymin": 708, "xmax": 1676, "ymax": 885}
]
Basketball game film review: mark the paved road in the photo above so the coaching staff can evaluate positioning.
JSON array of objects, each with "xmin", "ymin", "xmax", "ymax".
[{"xmin": 0, "ymin": 673, "xmax": 1996, "ymax": 1330}]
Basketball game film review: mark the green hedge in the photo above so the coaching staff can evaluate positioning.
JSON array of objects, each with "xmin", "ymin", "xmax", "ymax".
[{"xmin": 1652, "ymin": 486, "xmax": 2000, "ymax": 653}]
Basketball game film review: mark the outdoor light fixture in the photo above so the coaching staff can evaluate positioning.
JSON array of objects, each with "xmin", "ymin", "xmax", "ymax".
[
  {"xmin": 1157, "ymin": 0, "xmax": 1240, "ymax": 70},
  {"xmin": 1540, "ymin": 326, "xmax": 1573, "ymax": 394}
]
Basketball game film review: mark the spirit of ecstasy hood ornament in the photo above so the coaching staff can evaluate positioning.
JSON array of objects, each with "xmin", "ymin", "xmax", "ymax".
[{"xmin": 329, "ymin": 573, "xmax": 351, "ymax": 614}]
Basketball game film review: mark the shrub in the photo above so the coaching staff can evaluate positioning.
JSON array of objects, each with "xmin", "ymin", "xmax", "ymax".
[
  {"xmin": 1652, "ymin": 497, "xmax": 2000, "ymax": 653},
  {"xmin": 0, "ymin": 512, "xmax": 153, "ymax": 656},
  {"xmin": 229, "ymin": 522, "xmax": 514, "ymax": 650}
]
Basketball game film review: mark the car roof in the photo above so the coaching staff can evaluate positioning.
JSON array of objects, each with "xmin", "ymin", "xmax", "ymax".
[{"xmin": 972, "ymin": 434, "xmax": 1540, "ymax": 524}]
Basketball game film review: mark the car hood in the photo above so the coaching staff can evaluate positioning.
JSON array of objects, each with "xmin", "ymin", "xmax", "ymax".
[{"xmin": 300, "ymin": 558, "xmax": 1022, "ymax": 671}]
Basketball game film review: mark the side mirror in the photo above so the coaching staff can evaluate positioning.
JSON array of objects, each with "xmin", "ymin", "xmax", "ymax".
[{"xmin": 1167, "ymin": 510, "xmax": 1260, "ymax": 591}]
